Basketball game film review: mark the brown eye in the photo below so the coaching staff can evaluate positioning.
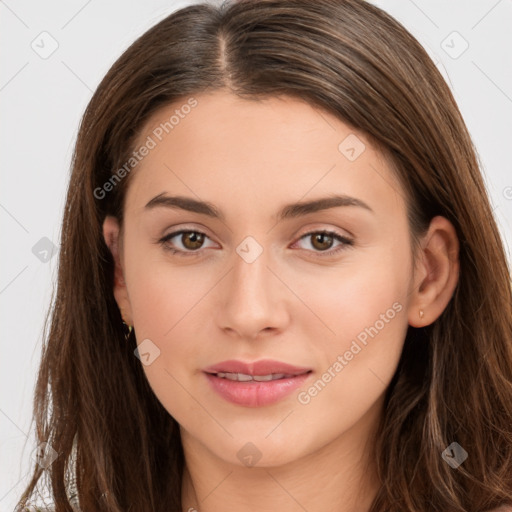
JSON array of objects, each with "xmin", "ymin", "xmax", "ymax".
[
  {"xmin": 159, "ymin": 229, "xmax": 215, "ymax": 257},
  {"xmin": 295, "ymin": 230, "xmax": 354, "ymax": 257},
  {"xmin": 180, "ymin": 231, "xmax": 205, "ymax": 250},
  {"xmin": 309, "ymin": 232, "xmax": 335, "ymax": 251}
]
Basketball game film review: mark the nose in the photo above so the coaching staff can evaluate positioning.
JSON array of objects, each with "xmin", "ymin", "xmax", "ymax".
[{"xmin": 215, "ymin": 244, "xmax": 290, "ymax": 340}]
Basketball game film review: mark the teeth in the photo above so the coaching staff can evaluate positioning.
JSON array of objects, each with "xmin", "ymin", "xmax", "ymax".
[
  {"xmin": 253, "ymin": 374, "xmax": 277, "ymax": 381},
  {"xmin": 215, "ymin": 372, "xmax": 289, "ymax": 381}
]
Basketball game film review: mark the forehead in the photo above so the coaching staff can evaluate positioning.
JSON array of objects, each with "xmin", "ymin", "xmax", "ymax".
[{"xmin": 124, "ymin": 91, "xmax": 406, "ymax": 220}]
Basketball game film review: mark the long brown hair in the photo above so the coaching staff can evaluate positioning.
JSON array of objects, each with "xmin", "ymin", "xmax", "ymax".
[{"xmin": 17, "ymin": 0, "xmax": 512, "ymax": 510}]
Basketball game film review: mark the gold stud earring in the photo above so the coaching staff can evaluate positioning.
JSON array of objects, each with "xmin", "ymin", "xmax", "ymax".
[{"xmin": 419, "ymin": 309, "xmax": 424, "ymax": 319}]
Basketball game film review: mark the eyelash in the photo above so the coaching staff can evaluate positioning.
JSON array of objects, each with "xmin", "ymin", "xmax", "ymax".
[{"xmin": 158, "ymin": 229, "xmax": 354, "ymax": 258}]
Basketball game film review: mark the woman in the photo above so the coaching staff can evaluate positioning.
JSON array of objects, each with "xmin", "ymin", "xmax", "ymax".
[{"xmin": 17, "ymin": 0, "xmax": 512, "ymax": 511}]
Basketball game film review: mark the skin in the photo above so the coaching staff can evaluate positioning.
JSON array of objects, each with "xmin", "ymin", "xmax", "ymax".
[{"xmin": 103, "ymin": 90, "xmax": 460, "ymax": 512}]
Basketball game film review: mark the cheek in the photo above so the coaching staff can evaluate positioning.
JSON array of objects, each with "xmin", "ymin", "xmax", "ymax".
[
  {"xmin": 290, "ymin": 246, "xmax": 411, "ymax": 411},
  {"xmin": 290, "ymin": 244, "xmax": 411, "ymax": 345},
  {"xmin": 297, "ymin": 308, "xmax": 408, "ymax": 435},
  {"xmin": 124, "ymin": 250, "xmax": 221, "ymax": 394},
  {"xmin": 124, "ymin": 261, "xmax": 212, "ymax": 426},
  {"xmin": 124, "ymin": 232, "xmax": 214, "ymax": 333}
]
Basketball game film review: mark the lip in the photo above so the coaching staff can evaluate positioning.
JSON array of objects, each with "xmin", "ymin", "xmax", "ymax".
[
  {"xmin": 202, "ymin": 359, "xmax": 313, "ymax": 407},
  {"xmin": 203, "ymin": 359, "xmax": 312, "ymax": 376}
]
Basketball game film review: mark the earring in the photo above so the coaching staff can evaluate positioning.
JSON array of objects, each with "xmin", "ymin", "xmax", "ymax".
[
  {"xmin": 419, "ymin": 309, "xmax": 424, "ymax": 319},
  {"xmin": 120, "ymin": 308, "xmax": 133, "ymax": 339},
  {"xmin": 122, "ymin": 320, "xmax": 133, "ymax": 341}
]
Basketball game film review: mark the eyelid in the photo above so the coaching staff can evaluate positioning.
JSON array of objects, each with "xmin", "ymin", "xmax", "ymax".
[
  {"xmin": 158, "ymin": 223, "xmax": 215, "ymax": 242},
  {"xmin": 294, "ymin": 223, "xmax": 354, "ymax": 240}
]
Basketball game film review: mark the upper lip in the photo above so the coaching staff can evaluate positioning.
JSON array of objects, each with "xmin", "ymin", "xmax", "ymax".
[{"xmin": 203, "ymin": 359, "xmax": 312, "ymax": 376}]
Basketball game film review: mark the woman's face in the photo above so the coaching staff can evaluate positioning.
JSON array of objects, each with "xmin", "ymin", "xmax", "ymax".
[{"xmin": 107, "ymin": 90, "xmax": 418, "ymax": 468}]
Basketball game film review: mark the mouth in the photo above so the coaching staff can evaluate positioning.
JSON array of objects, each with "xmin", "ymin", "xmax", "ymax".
[
  {"xmin": 202, "ymin": 359, "xmax": 313, "ymax": 407},
  {"xmin": 202, "ymin": 358, "xmax": 312, "ymax": 377},
  {"xmin": 204, "ymin": 370, "xmax": 312, "ymax": 382}
]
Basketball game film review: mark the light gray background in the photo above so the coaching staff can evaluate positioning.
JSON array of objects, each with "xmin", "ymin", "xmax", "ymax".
[{"xmin": 1, "ymin": 0, "xmax": 511, "ymax": 509}]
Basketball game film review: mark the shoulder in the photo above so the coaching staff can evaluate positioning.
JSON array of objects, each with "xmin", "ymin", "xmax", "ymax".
[{"xmin": 17, "ymin": 508, "xmax": 55, "ymax": 512}]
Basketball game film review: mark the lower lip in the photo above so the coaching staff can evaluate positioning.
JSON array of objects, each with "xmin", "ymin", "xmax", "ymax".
[{"xmin": 204, "ymin": 372, "xmax": 312, "ymax": 407}]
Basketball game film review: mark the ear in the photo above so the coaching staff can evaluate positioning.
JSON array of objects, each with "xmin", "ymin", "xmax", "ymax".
[
  {"xmin": 102, "ymin": 215, "xmax": 133, "ymax": 326},
  {"xmin": 408, "ymin": 215, "xmax": 460, "ymax": 327}
]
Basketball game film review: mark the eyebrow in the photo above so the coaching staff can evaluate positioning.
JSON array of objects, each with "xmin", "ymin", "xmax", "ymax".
[{"xmin": 144, "ymin": 193, "xmax": 374, "ymax": 221}]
